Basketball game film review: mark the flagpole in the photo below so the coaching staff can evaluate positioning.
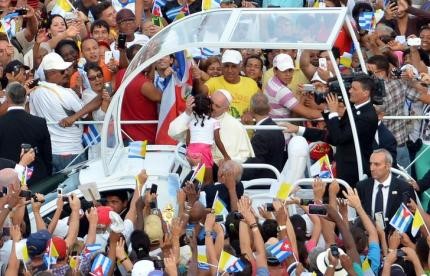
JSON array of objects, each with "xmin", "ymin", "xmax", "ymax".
[
  {"xmin": 417, "ymin": 208, "xmax": 430, "ymax": 235},
  {"xmin": 65, "ymin": 0, "xmax": 77, "ymax": 12},
  {"xmin": 48, "ymin": 239, "xmax": 52, "ymax": 270},
  {"xmin": 414, "ymin": 192, "xmax": 430, "ymax": 235},
  {"xmin": 212, "ymin": 190, "xmax": 218, "ymax": 211},
  {"xmin": 22, "ymin": 260, "xmax": 27, "ymax": 271}
]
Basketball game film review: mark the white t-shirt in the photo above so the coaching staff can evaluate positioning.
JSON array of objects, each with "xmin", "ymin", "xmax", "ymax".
[
  {"xmin": 110, "ymin": 33, "xmax": 149, "ymax": 50},
  {"xmin": 29, "ymin": 81, "xmax": 84, "ymax": 155},
  {"xmin": 188, "ymin": 115, "xmax": 220, "ymax": 145}
]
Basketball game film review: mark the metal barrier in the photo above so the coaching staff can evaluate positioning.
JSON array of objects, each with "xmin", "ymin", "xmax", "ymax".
[
  {"xmin": 241, "ymin": 164, "xmax": 282, "ymax": 180},
  {"xmin": 45, "ymin": 115, "xmax": 430, "ymax": 125}
]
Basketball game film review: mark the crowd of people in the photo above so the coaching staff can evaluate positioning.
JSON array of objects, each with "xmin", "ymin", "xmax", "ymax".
[{"xmin": 0, "ymin": 0, "xmax": 429, "ymax": 274}]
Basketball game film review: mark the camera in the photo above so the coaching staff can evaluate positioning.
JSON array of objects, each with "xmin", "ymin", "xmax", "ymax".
[
  {"xmin": 28, "ymin": 78, "xmax": 40, "ymax": 89},
  {"xmin": 299, "ymin": 199, "xmax": 315, "ymax": 206},
  {"xmin": 397, "ymin": 249, "xmax": 406, "ymax": 258},
  {"xmin": 215, "ymin": 215, "xmax": 224, "ymax": 222},
  {"xmin": 330, "ymin": 244, "xmax": 340, "ymax": 257},
  {"xmin": 233, "ymin": 212, "xmax": 244, "ymax": 220},
  {"xmin": 326, "ymin": 72, "xmax": 386, "ymax": 105},
  {"xmin": 14, "ymin": 8, "xmax": 28, "ymax": 16},
  {"xmin": 391, "ymin": 67, "xmax": 403, "ymax": 79},
  {"xmin": 150, "ymin": 184, "xmax": 158, "ymax": 194},
  {"xmin": 153, "ymin": 258, "xmax": 165, "ymax": 269},
  {"xmin": 117, "ymin": 33, "xmax": 126, "ymax": 50},
  {"xmin": 308, "ymin": 204, "xmax": 327, "ymax": 216},
  {"xmin": 266, "ymin": 203, "xmax": 274, "ymax": 212}
]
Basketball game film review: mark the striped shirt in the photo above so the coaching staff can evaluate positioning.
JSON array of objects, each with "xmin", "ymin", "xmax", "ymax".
[{"xmin": 264, "ymin": 76, "xmax": 299, "ymax": 118}]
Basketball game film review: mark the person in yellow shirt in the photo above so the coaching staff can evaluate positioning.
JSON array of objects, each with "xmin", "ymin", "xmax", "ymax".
[{"xmin": 197, "ymin": 49, "xmax": 260, "ymax": 118}]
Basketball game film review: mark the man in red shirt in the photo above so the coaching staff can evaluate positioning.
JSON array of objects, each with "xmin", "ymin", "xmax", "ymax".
[{"xmin": 115, "ymin": 45, "xmax": 161, "ymax": 144}]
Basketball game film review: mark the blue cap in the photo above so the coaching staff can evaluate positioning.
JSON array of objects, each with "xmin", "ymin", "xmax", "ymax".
[{"xmin": 26, "ymin": 230, "xmax": 51, "ymax": 257}]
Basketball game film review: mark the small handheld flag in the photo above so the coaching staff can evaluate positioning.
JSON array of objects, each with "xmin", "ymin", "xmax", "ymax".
[
  {"xmin": 197, "ymin": 245, "xmax": 210, "ymax": 270},
  {"xmin": 212, "ymin": 191, "xmax": 228, "ymax": 219},
  {"xmin": 358, "ymin": 12, "xmax": 374, "ymax": 32},
  {"xmin": 202, "ymin": 0, "xmax": 221, "ymax": 10},
  {"xmin": 389, "ymin": 203, "xmax": 414, "ymax": 233},
  {"xmin": 82, "ymin": 124, "xmax": 101, "ymax": 147},
  {"xmin": 128, "ymin": 141, "xmax": 147, "ymax": 159},
  {"xmin": 276, "ymin": 181, "xmax": 293, "ymax": 200},
  {"xmin": 191, "ymin": 163, "xmax": 205, "ymax": 183},
  {"xmin": 218, "ymin": 250, "xmax": 244, "ymax": 272},
  {"xmin": 411, "ymin": 209, "xmax": 425, "ymax": 237},
  {"xmin": 15, "ymin": 240, "xmax": 30, "ymax": 263},
  {"xmin": 267, "ymin": 239, "xmax": 293, "ymax": 263},
  {"xmin": 310, "ymin": 154, "xmax": 333, "ymax": 178},
  {"xmin": 91, "ymin": 254, "xmax": 112, "ymax": 276},
  {"xmin": 83, "ymin": 243, "xmax": 102, "ymax": 256}
]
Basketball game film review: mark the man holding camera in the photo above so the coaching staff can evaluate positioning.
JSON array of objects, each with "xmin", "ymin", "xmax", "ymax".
[
  {"xmin": 283, "ymin": 76, "xmax": 378, "ymax": 187},
  {"xmin": 0, "ymin": 82, "xmax": 51, "ymax": 185},
  {"xmin": 367, "ymin": 55, "xmax": 430, "ymax": 170}
]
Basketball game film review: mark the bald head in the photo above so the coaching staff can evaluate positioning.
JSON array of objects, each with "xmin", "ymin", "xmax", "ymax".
[
  {"xmin": 218, "ymin": 160, "xmax": 243, "ymax": 182},
  {"xmin": 0, "ymin": 168, "xmax": 20, "ymax": 190}
]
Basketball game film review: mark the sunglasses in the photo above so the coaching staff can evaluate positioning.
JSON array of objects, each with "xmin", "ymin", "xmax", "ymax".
[{"xmin": 88, "ymin": 73, "xmax": 103, "ymax": 81}]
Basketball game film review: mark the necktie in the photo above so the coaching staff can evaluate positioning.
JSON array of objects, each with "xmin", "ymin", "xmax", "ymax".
[{"xmin": 374, "ymin": 184, "xmax": 384, "ymax": 216}]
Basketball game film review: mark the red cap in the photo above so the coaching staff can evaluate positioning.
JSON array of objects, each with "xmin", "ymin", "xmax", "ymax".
[
  {"xmin": 47, "ymin": 237, "xmax": 67, "ymax": 259},
  {"xmin": 97, "ymin": 206, "xmax": 112, "ymax": 226}
]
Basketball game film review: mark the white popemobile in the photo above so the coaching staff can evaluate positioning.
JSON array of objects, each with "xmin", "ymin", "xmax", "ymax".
[{"xmin": 28, "ymin": 7, "xmax": 413, "ymax": 231}]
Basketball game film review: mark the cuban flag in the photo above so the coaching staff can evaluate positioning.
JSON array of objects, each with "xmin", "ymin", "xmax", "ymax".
[
  {"xmin": 152, "ymin": 0, "xmax": 166, "ymax": 17},
  {"xmin": 90, "ymin": 254, "xmax": 112, "ymax": 276},
  {"xmin": 166, "ymin": 4, "xmax": 189, "ymax": 22},
  {"xmin": 226, "ymin": 259, "xmax": 246, "ymax": 272},
  {"xmin": 358, "ymin": 12, "xmax": 374, "ymax": 32},
  {"xmin": 201, "ymin": 47, "xmax": 221, "ymax": 59},
  {"xmin": 267, "ymin": 239, "xmax": 293, "ymax": 263},
  {"xmin": 389, "ymin": 203, "xmax": 414, "ymax": 233},
  {"xmin": 82, "ymin": 124, "xmax": 101, "ymax": 147},
  {"xmin": 83, "ymin": 244, "xmax": 102, "ymax": 256},
  {"xmin": 0, "ymin": 12, "xmax": 18, "ymax": 41},
  {"xmin": 155, "ymin": 51, "xmax": 191, "ymax": 145}
]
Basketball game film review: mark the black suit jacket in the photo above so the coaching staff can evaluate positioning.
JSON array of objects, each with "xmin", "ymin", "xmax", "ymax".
[
  {"xmin": 0, "ymin": 158, "xmax": 16, "ymax": 170},
  {"xmin": 303, "ymin": 103, "xmax": 378, "ymax": 186},
  {"xmin": 202, "ymin": 182, "xmax": 244, "ymax": 212},
  {"xmin": 242, "ymin": 117, "xmax": 286, "ymax": 180},
  {"xmin": 356, "ymin": 175, "xmax": 415, "ymax": 221},
  {"xmin": 0, "ymin": 109, "xmax": 52, "ymax": 184},
  {"xmin": 373, "ymin": 122, "xmax": 398, "ymax": 168}
]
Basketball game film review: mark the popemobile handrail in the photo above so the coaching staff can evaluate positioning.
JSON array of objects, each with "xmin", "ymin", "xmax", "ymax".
[{"xmin": 44, "ymin": 115, "xmax": 430, "ymax": 125}]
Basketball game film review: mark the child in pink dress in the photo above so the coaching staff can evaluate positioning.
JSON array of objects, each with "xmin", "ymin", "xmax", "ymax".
[{"xmin": 186, "ymin": 94, "xmax": 230, "ymax": 184}]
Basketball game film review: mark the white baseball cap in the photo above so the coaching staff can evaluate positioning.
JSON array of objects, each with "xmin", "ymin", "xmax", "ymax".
[
  {"xmin": 221, "ymin": 49, "xmax": 242, "ymax": 65},
  {"xmin": 273, "ymin": 53, "xmax": 294, "ymax": 71},
  {"xmin": 40, "ymin": 52, "xmax": 73, "ymax": 71}
]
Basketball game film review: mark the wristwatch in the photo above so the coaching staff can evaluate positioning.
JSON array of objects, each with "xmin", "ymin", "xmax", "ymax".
[{"xmin": 277, "ymin": 225, "xmax": 286, "ymax": 232}]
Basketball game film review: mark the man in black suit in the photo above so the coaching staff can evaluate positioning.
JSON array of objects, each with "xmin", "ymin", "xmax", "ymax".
[
  {"xmin": 356, "ymin": 149, "xmax": 415, "ymax": 222},
  {"xmin": 0, "ymin": 82, "xmax": 52, "ymax": 185},
  {"xmin": 283, "ymin": 75, "xmax": 378, "ymax": 187},
  {"xmin": 373, "ymin": 105, "xmax": 397, "ymax": 168},
  {"xmin": 242, "ymin": 93, "xmax": 286, "ymax": 180}
]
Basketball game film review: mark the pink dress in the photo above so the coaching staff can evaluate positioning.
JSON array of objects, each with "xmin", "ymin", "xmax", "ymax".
[{"xmin": 187, "ymin": 115, "xmax": 220, "ymax": 168}]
